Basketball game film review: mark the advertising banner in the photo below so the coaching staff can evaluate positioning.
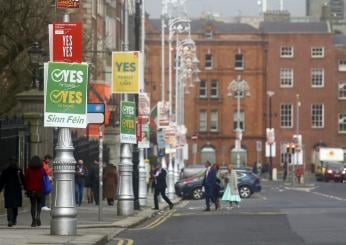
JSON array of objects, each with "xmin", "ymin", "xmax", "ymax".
[
  {"xmin": 56, "ymin": 0, "xmax": 80, "ymax": 8},
  {"xmin": 112, "ymin": 51, "xmax": 140, "ymax": 94},
  {"xmin": 120, "ymin": 101, "xmax": 136, "ymax": 144},
  {"xmin": 138, "ymin": 93, "xmax": 150, "ymax": 117},
  {"xmin": 51, "ymin": 22, "xmax": 82, "ymax": 63},
  {"xmin": 44, "ymin": 62, "xmax": 88, "ymax": 128},
  {"xmin": 138, "ymin": 122, "xmax": 150, "ymax": 149},
  {"xmin": 157, "ymin": 129, "xmax": 165, "ymax": 149}
]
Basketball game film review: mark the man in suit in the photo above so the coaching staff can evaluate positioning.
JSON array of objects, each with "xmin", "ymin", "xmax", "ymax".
[
  {"xmin": 153, "ymin": 163, "xmax": 174, "ymax": 210},
  {"xmin": 202, "ymin": 161, "xmax": 217, "ymax": 211}
]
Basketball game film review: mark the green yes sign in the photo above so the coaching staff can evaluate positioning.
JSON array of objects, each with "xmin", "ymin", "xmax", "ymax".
[
  {"xmin": 44, "ymin": 62, "xmax": 88, "ymax": 128},
  {"xmin": 120, "ymin": 101, "xmax": 136, "ymax": 144}
]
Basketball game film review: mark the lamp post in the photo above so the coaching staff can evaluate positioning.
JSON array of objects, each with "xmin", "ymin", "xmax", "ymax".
[
  {"xmin": 227, "ymin": 75, "xmax": 250, "ymax": 168},
  {"xmin": 267, "ymin": 91, "xmax": 274, "ymax": 180},
  {"xmin": 28, "ymin": 42, "xmax": 43, "ymax": 90}
]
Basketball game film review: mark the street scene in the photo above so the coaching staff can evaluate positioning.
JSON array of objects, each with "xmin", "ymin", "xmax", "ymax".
[{"xmin": 1, "ymin": 0, "xmax": 346, "ymax": 244}]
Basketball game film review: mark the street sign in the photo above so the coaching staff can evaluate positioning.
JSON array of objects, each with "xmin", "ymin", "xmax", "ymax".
[
  {"xmin": 87, "ymin": 103, "xmax": 105, "ymax": 125},
  {"xmin": 44, "ymin": 62, "xmax": 88, "ymax": 128},
  {"xmin": 51, "ymin": 22, "xmax": 82, "ymax": 63}
]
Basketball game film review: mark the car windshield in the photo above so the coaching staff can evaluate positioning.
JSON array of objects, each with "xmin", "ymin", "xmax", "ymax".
[{"xmin": 326, "ymin": 163, "xmax": 343, "ymax": 170}]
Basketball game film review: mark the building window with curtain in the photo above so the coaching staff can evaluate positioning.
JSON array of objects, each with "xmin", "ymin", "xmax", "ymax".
[
  {"xmin": 280, "ymin": 104, "xmax": 293, "ymax": 128},
  {"xmin": 199, "ymin": 110, "xmax": 207, "ymax": 132},
  {"xmin": 311, "ymin": 104, "xmax": 324, "ymax": 128},
  {"xmin": 233, "ymin": 111, "xmax": 244, "ymax": 130},
  {"xmin": 338, "ymin": 81, "xmax": 346, "ymax": 99},
  {"xmin": 210, "ymin": 110, "xmax": 218, "ymax": 132},
  {"xmin": 338, "ymin": 113, "xmax": 346, "ymax": 133},
  {"xmin": 210, "ymin": 80, "xmax": 219, "ymax": 98}
]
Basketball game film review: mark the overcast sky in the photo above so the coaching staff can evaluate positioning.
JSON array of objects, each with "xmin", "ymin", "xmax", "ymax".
[{"xmin": 144, "ymin": 0, "xmax": 306, "ymax": 18}]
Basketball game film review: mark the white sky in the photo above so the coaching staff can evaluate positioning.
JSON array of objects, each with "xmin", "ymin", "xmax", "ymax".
[{"xmin": 144, "ymin": 0, "xmax": 306, "ymax": 18}]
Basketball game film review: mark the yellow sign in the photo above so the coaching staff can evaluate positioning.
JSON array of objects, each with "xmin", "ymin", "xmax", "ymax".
[{"xmin": 112, "ymin": 51, "xmax": 140, "ymax": 94}]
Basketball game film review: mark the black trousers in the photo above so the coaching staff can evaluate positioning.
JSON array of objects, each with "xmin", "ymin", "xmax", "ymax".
[
  {"xmin": 154, "ymin": 188, "xmax": 172, "ymax": 209},
  {"xmin": 7, "ymin": 208, "xmax": 18, "ymax": 224}
]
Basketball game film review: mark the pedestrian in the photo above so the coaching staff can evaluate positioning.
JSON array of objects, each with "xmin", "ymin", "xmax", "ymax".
[
  {"xmin": 213, "ymin": 163, "xmax": 221, "ymax": 210},
  {"xmin": 103, "ymin": 163, "xmax": 118, "ymax": 206},
  {"xmin": 0, "ymin": 157, "xmax": 25, "ymax": 227},
  {"xmin": 75, "ymin": 159, "xmax": 87, "ymax": 206},
  {"xmin": 41, "ymin": 154, "xmax": 52, "ymax": 211},
  {"xmin": 252, "ymin": 162, "xmax": 258, "ymax": 174},
  {"xmin": 153, "ymin": 163, "xmax": 174, "ymax": 210},
  {"xmin": 221, "ymin": 164, "xmax": 241, "ymax": 209},
  {"xmin": 283, "ymin": 160, "xmax": 288, "ymax": 181},
  {"xmin": 84, "ymin": 162, "xmax": 93, "ymax": 204},
  {"xmin": 89, "ymin": 160, "xmax": 100, "ymax": 205},
  {"xmin": 25, "ymin": 155, "xmax": 44, "ymax": 227},
  {"xmin": 202, "ymin": 161, "xmax": 217, "ymax": 211}
]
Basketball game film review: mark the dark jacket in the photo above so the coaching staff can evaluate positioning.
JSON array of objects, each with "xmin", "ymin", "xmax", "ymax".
[
  {"xmin": 0, "ymin": 166, "xmax": 25, "ymax": 208},
  {"xmin": 202, "ymin": 166, "xmax": 217, "ymax": 189},
  {"xmin": 89, "ymin": 163, "xmax": 100, "ymax": 188},
  {"xmin": 75, "ymin": 164, "xmax": 88, "ymax": 184},
  {"xmin": 153, "ymin": 168, "xmax": 167, "ymax": 190}
]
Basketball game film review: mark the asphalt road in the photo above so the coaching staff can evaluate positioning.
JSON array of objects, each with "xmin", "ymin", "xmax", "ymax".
[{"xmin": 108, "ymin": 180, "xmax": 346, "ymax": 245}]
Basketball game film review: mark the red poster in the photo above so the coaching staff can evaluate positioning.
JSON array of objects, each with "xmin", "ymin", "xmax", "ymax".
[
  {"xmin": 56, "ymin": 0, "xmax": 80, "ymax": 9},
  {"xmin": 52, "ymin": 22, "xmax": 82, "ymax": 63}
]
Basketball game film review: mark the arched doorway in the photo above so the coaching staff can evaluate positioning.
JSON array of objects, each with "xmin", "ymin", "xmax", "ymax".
[{"xmin": 200, "ymin": 146, "xmax": 216, "ymax": 164}]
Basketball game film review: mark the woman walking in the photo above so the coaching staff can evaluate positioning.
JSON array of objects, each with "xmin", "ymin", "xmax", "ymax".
[
  {"xmin": 103, "ymin": 163, "xmax": 118, "ymax": 206},
  {"xmin": 221, "ymin": 164, "xmax": 241, "ymax": 208},
  {"xmin": 0, "ymin": 157, "xmax": 25, "ymax": 227},
  {"xmin": 25, "ymin": 155, "xmax": 44, "ymax": 227}
]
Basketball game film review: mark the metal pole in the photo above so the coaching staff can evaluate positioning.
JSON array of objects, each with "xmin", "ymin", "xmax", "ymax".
[
  {"xmin": 98, "ymin": 126, "xmax": 103, "ymax": 221},
  {"xmin": 269, "ymin": 95, "xmax": 273, "ymax": 180},
  {"xmin": 118, "ymin": 0, "xmax": 134, "ymax": 216},
  {"xmin": 138, "ymin": 0, "xmax": 147, "ymax": 207},
  {"xmin": 174, "ymin": 37, "xmax": 180, "ymax": 184},
  {"xmin": 50, "ymin": 12, "xmax": 77, "ymax": 236},
  {"xmin": 161, "ymin": 0, "xmax": 166, "ymax": 102},
  {"xmin": 236, "ymin": 82, "xmax": 241, "ymax": 168}
]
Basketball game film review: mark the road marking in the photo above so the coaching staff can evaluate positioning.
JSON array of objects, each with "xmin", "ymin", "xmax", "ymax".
[
  {"xmin": 311, "ymin": 191, "xmax": 346, "ymax": 201},
  {"xmin": 115, "ymin": 238, "xmax": 134, "ymax": 245},
  {"xmin": 132, "ymin": 211, "xmax": 175, "ymax": 230},
  {"xmin": 177, "ymin": 200, "xmax": 190, "ymax": 208},
  {"xmin": 172, "ymin": 211, "xmax": 284, "ymax": 217}
]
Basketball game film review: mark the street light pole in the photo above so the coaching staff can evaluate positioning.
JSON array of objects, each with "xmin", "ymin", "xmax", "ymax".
[{"xmin": 267, "ymin": 91, "xmax": 274, "ymax": 180}]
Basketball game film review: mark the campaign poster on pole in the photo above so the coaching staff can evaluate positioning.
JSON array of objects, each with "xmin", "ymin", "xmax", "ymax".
[
  {"xmin": 138, "ymin": 123, "xmax": 150, "ymax": 149},
  {"xmin": 120, "ymin": 101, "xmax": 136, "ymax": 144},
  {"xmin": 50, "ymin": 22, "xmax": 82, "ymax": 63},
  {"xmin": 157, "ymin": 101, "xmax": 170, "ymax": 128},
  {"xmin": 56, "ymin": 0, "xmax": 80, "ymax": 8},
  {"xmin": 112, "ymin": 51, "xmax": 140, "ymax": 94},
  {"xmin": 44, "ymin": 62, "xmax": 88, "ymax": 128}
]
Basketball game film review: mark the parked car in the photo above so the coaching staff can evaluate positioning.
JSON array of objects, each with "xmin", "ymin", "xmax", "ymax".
[{"xmin": 175, "ymin": 169, "xmax": 261, "ymax": 200}]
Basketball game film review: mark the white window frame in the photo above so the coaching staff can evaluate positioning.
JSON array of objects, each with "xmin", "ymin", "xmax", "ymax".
[
  {"xmin": 199, "ymin": 110, "xmax": 207, "ymax": 132},
  {"xmin": 311, "ymin": 104, "xmax": 324, "ymax": 128},
  {"xmin": 233, "ymin": 111, "xmax": 245, "ymax": 131},
  {"xmin": 210, "ymin": 110, "xmax": 219, "ymax": 132},
  {"xmin": 234, "ymin": 54, "xmax": 244, "ymax": 70},
  {"xmin": 311, "ymin": 47, "xmax": 325, "ymax": 58},
  {"xmin": 311, "ymin": 68, "xmax": 324, "ymax": 87},
  {"xmin": 280, "ymin": 104, "xmax": 293, "ymax": 128},
  {"xmin": 199, "ymin": 80, "xmax": 208, "ymax": 98},
  {"xmin": 339, "ymin": 81, "xmax": 346, "ymax": 99},
  {"xmin": 205, "ymin": 31, "xmax": 213, "ymax": 39},
  {"xmin": 338, "ymin": 59, "xmax": 346, "ymax": 72},
  {"xmin": 92, "ymin": 0, "xmax": 97, "ymax": 18},
  {"xmin": 280, "ymin": 68, "xmax": 294, "ymax": 87},
  {"xmin": 205, "ymin": 54, "xmax": 213, "ymax": 69},
  {"xmin": 210, "ymin": 80, "xmax": 219, "ymax": 98},
  {"xmin": 280, "ymin": 46, "xmax": 294, "ymax": 58},
  {"xmin": 338, "ymin": 113, "xmax": 346, "ymax": 133},
  {"xmin": 97, "ymin": 0, "xmax": 104, "ymax": 16}
]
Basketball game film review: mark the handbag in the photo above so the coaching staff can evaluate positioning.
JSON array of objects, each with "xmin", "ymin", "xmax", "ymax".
[{"xmin": 42, "ymin": 170, "xmax": 52, "ymax": 195}]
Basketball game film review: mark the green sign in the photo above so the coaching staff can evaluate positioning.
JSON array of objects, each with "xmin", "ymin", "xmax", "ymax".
[
  {"xmin": 120, "ymin": 101, "xmax": 136, "ymax": 144},
  {"xmin": 44, "ymin": 62, "xmax": 88, "ymax": 128}
]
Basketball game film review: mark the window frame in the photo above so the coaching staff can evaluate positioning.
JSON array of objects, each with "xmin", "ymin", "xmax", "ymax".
[
  {"xmin": 199, "ymin": 110, "xmax": 208, "ymax": 132},
  {"xmin": 280, "ymin": 68, "xmax": 294, "ymax": 87},
  {"xmin": 338, "ymin": 81, "xmax": 346, "ymax": 99},
  {"xmin": 280, "ymin": 46, "xmax": 294, "ymax": 58},
  {"xmin": 311, "ymin": 47, "xmax": 325, "ymax": 58},
  {"xmin": 210, "ymin": 110, "xmax": 219, "ymax": 132},
  {"xmin": 199, "ymin": 80, "xmax": 208, "ymax": 98},
  {"xmin": 338, "ymin": 113, "xmax": 346, "ymax": 133},
  {"xmin": 311, "ymin": 68, "xmax": 325, "ymax": 88},
  {"xmin": 280, "ymin": 104, "xmax": 293, "ymax": 128},
  {"xmin": 205, "ymin": 54, "xmax": 213, "ymax": 69},
  {"xmin": 210, "ymin": 80, "xmax": 219, "ymax": 98},
  {"xmin": 234, "ymin": 54, "xmax": 244, "ymax": 70},
  {"xmin": 311, "ymin": 103, "xmax": 324, "ymax": 128}
]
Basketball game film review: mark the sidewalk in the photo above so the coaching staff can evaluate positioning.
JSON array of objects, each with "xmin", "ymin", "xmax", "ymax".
[{"xmin": 0, "ymin": 195, "xmax": 181, "ymax": 245}]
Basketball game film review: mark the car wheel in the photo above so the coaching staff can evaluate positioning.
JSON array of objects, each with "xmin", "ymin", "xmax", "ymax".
[
  {"xmin": 239, "ymin": 186, "xmax": 251, "ymax": 198},
  {"xmin": 192, "ymin": 187, "xmax": 204, "ymax": 200}
]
